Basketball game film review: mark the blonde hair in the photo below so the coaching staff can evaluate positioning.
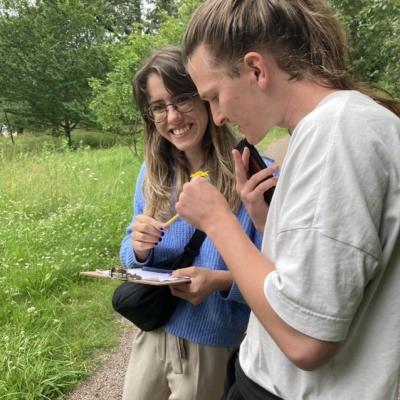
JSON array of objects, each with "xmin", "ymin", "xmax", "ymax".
[
  {"xmin": 133, "ymin": 47, "xmax": 241, "ymax": 220},
  {"xmin": 183, "ymin": 0, "xmax": 400, "ymax": 116}
]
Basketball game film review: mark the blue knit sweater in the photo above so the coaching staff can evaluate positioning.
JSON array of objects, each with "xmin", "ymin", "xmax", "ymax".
[{"xmin": 120, "ymin": 164, "xmax": 262, "ymax": 347}]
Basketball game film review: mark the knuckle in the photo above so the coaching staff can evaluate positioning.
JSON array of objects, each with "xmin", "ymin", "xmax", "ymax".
[{"xmin": 242, "ymin": 192, "xmax": 252, "ymax": 202}]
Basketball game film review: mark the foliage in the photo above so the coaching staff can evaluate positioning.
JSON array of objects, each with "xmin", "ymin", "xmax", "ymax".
[
  {"xmin": 0, "ymin": 0, "xmax": 155, "ymax": 145},
  {"xmin": 72, "ymin": 129, "xmax": 134, "ymax": 149},
  {"xmin": 89, "ymin": 0, "xmax": 179, "ymax": 37},
  {"xmin": 90, "ymin": 0, "xmax": 201, "ymax": 138},
  {"xmin": 0, "ymin": 130, "xmax": 139, "ymax": 160},
  {"xmin": 91, "ymin": 0, "xmax": 399, "ymax": 138},
  {"xmin": 0, "ymin": 99, "xmax": 31, "ymax": 134},
  {"xmin": 0, "ymin": 0, "xmax": 116, "ymax": 145},
  {"xmin": 332, "ymin": 0, "xmax": 400, "ymax": 97},
  {"xmin": 90, "ymin": 0, "xmax": 143, "ymax": 38},
  {"xmin": 0, "ymin": 0, "xmax": 190, "ymax": 146},
  {"xmin": 0, "ymin": 145, "xmax": 142, "ymax": 398},
  {"xmin": 146, "ymin": 0, "xmax": 178, "ymax": 32}
]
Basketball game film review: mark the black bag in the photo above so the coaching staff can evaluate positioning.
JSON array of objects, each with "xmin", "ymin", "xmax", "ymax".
[{"xmin": 112, "ymin": 229, "xmax": 206, "ymax": 331}]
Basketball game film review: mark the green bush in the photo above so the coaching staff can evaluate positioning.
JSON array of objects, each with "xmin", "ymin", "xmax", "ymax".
[{"xmin": 72, "ymin": 130, "xmax": 118, "ymax": 149}]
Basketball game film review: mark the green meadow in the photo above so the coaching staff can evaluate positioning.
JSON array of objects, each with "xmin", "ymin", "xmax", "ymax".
[{"xmin": 0, "ymin": 133, "xmax": 141, "ymax": 399}]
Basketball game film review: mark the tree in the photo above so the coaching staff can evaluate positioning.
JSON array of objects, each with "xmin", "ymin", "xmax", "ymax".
[
  {"xmin": 0, "ymin": 98, "xmax": 28, "ymax": 141},
  {"xmin": 146, "ymin": 0, "xmax": 178, "ymax": 32},
  {"xmin": 0, "ymin": 0, "xmax": 144, "ymax": 145},
  {"xmin": 332, "ymin": 0, "xmax": 400, "ymax": 97},
  {"xmin": 91, "ymin": 0, "xmax": 143, "ymax": 38}
]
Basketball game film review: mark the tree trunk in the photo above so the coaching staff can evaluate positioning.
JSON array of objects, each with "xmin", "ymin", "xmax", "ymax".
[
  {"xmin": 64, "ymin": 120, "xmax": 72, "ymax": 147},
  {"xmin": 4, "ymin": 112, "xmax": 15, "ymax": 144}
]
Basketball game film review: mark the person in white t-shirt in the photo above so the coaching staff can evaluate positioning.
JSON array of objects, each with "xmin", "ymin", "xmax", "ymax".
[{"xmin": 174, "ymin": 1, "xmax": 400, "ymax": 399}]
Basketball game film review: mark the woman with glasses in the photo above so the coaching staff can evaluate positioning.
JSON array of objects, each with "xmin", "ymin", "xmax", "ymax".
[{"xmin": 119, "ymin": 47, "xmax": 265, "ymax": 400}]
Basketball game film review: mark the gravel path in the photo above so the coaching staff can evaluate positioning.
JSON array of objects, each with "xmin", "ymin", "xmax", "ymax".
[
  {"xmin": 264, "ymin": 136, "xmax": 289, "ymax": 167},
  {"xmin": 65, "ymin": 322, "xmax": 135, "ymax": 400}
]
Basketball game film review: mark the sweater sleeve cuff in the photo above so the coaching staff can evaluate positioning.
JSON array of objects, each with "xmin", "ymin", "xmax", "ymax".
[
  {"xmin": 120, "ymin": 241, "xmax": 153, "ymax": 268},
  {"xmin": 129, "ymin": 249, "xmax": 152, "ymax": 267},
  {"xmin": 219, "ymin": 281, "xmax": 246, "ymax": 304}
]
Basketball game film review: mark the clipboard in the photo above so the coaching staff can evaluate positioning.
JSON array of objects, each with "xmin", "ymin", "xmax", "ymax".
[{"xmin": 80, "ymin": 268, "xmax": 191, "ymax": 286}]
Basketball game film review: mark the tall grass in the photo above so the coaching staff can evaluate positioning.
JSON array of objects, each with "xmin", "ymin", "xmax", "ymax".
[
  {"xmin": 0, "ymin": 130, "xmax": 138, "ymax": 160},
  {"xmin": 0, "ymin": 143, "xmax": 142, "ymax": 399}
]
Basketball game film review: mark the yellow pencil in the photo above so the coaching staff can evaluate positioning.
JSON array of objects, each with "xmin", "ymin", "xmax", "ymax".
[
  {"xmin": 164, "ymin": 213, "xmax": 180, "ymax": 227},
  {"xmin": 164, "ymin": 170, "xmax": 209, "ymax": 228}
]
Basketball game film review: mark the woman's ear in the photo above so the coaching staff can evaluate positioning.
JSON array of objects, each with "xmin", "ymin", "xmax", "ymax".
[{"xmin": 243, "ymin": 52, "xmax": 269, "ymax": 90}]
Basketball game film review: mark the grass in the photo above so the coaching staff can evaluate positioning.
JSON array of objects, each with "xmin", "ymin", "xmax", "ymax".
[
  {"xmin": 0, "ymin": 129, "xmax": 138, "ymax": 160},
  {"xmin": 231, "ymin": 126, "xmax": 289, "ymax": 154},
  {"xmin": 256, "ymin": 126, "xmax": 290, "ymax": 153},
  {"xmin": 0, "ymin": 139, "xmax": 142, "ymax": 399}
]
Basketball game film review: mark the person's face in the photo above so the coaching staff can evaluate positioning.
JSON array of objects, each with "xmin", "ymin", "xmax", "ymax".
[
  {"xmin": 146, "ymin": 73, "xmax": 209, "ymax": 155},
  {"xmin": 187, "ymin": 44, "xmax": 271, "ymax": 144}
]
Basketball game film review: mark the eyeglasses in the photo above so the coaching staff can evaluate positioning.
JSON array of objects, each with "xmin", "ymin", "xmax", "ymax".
[{"xmin": 147, "ymin": 93, "xmax": 198, "ymax": 123}]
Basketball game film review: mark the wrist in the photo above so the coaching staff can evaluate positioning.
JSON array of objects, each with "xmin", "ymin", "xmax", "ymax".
[
  {"xmin": 206, "ymin": 210, "xmax": 239, "ymax": 244},
  {"xmin": 210, "ymin": 270, "xmax": 233, "ymax": 292},
  {"xmin": 134, "ymin": 249, "xmax": 151, "ymax": 263}
]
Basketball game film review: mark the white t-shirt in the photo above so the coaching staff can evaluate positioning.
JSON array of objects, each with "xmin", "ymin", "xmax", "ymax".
[{"xmin": 240, "ymin": 91, "xmax": 400, "ymax": 399}]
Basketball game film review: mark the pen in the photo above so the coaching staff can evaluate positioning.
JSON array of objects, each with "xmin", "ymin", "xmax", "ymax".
[{"xmin": 164, "ymin": 170, "xmax": 209, "ymax": 228}]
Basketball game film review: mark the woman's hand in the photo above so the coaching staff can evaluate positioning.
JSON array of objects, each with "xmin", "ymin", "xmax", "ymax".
[
  {"xmin": 233, "ymin": 148, "xmax": 278, "ymax": 232},
  {"xmin": 131, "ymin": 214, "xmax": 163, "ymax": 262},
  {"xmin": 170, "ymin": 267, "xmax": 233, "ymax": 305}
]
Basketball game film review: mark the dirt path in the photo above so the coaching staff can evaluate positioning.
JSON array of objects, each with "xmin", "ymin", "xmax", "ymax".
[
  {"xmin": 65, "ymin": 324, "xmax": 135, "ymax": 400},
  {"xmin": 264, "ymin": 136, "xmax": 289, "ymax": 167}
]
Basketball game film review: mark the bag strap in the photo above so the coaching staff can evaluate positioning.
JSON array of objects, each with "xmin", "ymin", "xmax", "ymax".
[
  {"xmin": 184, "ymin": 229, "xmax": 206, "ymax": 258},
  {"xmin": 171, "ymin": 229, "xmax": 206, "ymax": 269}
]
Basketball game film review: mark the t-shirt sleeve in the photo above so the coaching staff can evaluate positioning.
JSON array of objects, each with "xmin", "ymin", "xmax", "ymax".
[{"xmin": 265, "ymin": 229, "xmax": 378, "ymax": 341}]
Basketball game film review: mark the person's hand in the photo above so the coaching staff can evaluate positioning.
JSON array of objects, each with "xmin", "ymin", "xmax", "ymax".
[
  {"xmin": 170, "ymin": 267, "xmax": 232, "ymax": 305},
  {"xmin": 131, "ymin": 214, "xmax": 163, "ymax": 262},
  {"xmin": 175, "ymin": 178, "xmax": 232, "ymax": 232},
  {"xmin": 233, "ymin": 148, "xmax": 278, "ymax": 232}
]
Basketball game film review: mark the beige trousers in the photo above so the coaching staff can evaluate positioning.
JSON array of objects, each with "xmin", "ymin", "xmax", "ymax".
[{"xmin": 122, "ymin": 328, "xmax": 231, "ymax": 400}]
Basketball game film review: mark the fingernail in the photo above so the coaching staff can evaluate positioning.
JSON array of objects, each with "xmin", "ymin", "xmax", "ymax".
[
  {"xmin": 155, "ymin": 242, "xmax": 158, "ymax": 246},
  {"xmin": 161, "ymin": 231, "xmax": 165, "ymax": 237},
  {"xmin": 158, "ymin": 237, "xmax": 162, "ymax": 242}
]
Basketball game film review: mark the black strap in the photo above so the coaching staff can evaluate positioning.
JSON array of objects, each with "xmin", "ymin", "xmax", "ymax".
[
  {"xmin": 185, "ymin": 229, "xmax": 206, "ymax": 255},
  {"xmin": 170, "ymin": 229, "xmax": 206, "ymax": 269}
]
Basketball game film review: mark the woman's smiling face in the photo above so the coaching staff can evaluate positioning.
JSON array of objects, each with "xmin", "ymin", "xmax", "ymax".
[{"xmin": 146, "ymin": 73, "xmax": 209, "ymax": 157}]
